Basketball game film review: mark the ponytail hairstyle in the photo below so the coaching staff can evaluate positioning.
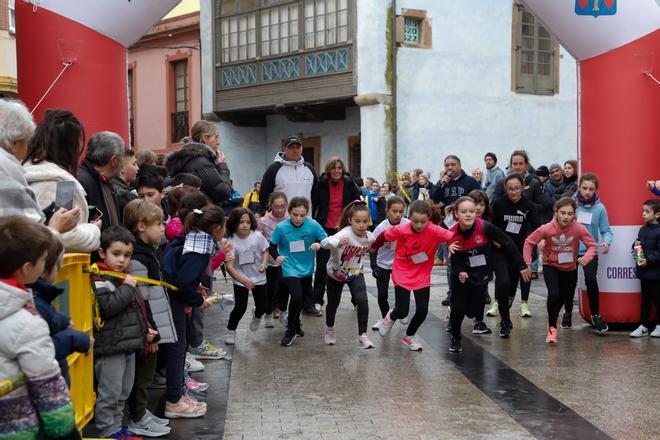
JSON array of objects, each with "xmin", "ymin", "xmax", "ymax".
[
  {"xmin": 267, "ymin": 191, "xmax": 288, "ymax": 210},
  {"xmin": 184, "ymin": 205, "xmax": 226, "ymax": 235},
  {"xmin": 338, "ymin": 200, "xmax": 370, "ymax": 229},
  {"xmin": 452, "ymin": 196, "xmax": 477, "ymax": 220},
  {"xmin": 553, "ymin": 197, "xmax": 577, "ymax": 213},
  {"xmin": 467, "ymin": 189, "xmax": 490, "ymax": 221},
  {"xmin": 177, "ymin": 191, "xmax": 210, "ymax": 220}
]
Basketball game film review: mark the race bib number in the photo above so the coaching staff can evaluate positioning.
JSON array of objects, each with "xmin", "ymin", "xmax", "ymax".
[
  {"xmin": 558, "ymin": 252, "xmax": 574, "ymax": 264},
  {"xmin": 506, "ymin": 222, "xmax": 522, "ymax": 234},
  {"xmin": 411, "ymin": 252, "xmax": 429, "ymax": 264},
  {"xmin": 469, "ymin": 254, "xmax": 487, "ymax": 267},
  {"xmin": 238, "ymin": 252, "xmax": 253, "ymax": 266},
  {"xmin": 289, "ymin": 240, "xmax": 306, "ymax": 253},
  {"xmin": 577, "ymin": 211, "xmax": 593, "ymax": 225}
]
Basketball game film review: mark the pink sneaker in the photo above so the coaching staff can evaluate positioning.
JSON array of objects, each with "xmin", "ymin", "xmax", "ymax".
[
  {"xmin": 164, "ymin": 395, "xmax": 207, "ymax": 418},
  {"xmin": 546, "ymin": 326, "xmax": 558, "ymax": 343},
  {"xmin": 359, "ymin": 333, "xmax": 374, "ymax": 349},
  {"xmin": 185, "ymin": 376, "xmax": 209, "ymax": 392},
  {"xmin": 378, "ymin": 310, "xmax": 395, "ymax": 337},
  {"xmin": 324, "ymin": 327, "xmax": 336, "ymax": 345}
]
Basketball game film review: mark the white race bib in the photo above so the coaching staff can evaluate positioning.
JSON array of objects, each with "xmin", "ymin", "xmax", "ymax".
[
  {"xmin": 469, "ymin": 254, "xmax": 487, "ymax": 267},
  {"xmin": 289, "ymin": 240, "xmax": 306, "ymax": 253},
  {"xmin": 577, "ymin": 211, "xmax": 593, "ymax": 225},
  {"xmin": 411, "ymin": 252, "xmax": 429, "ymax": 264},
  {"xmin": 238, "ymin": 252, "xmax": 253, "ymax": 266},
  {"xmin": 506, "ymin": 222, "xmax": 522, "ymax": 234},
  {"xmin": 558, "ymin": 252, "xmax": 574, "ymax": 264},
  {"xmin": 443, "ymin": 216, "xmax": 456, "ymax": 229}
]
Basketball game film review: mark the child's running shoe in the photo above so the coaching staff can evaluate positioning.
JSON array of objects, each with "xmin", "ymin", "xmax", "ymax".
[
  {"xmin": 592, "ymin": 314, "xmax": 608, "ymax": 334},
  {"xmin": 191, "ymin": 340, "xmax": 226, "ymax": 359},
  {"xmin": 499, "ymin": 321, "xmax": 512, "ymax": 338},
  {"xmin": 520, "ymin": 303, "xmax": 532, "ymax": 318},
  {"xmin": 371, "ymin": 319, "xmax": 382, "ymax": 331},
  {"xmin": 561, "ymin": 312, "xmax": 572, "ymax": 329},
  {"xmin": 449, "ymin": 337, "xmax": 462, "ymax": 353},
  {"xmin": 630, "ymin": 325, "xmax": 649, "ymax": 338},
  {"xmin": 164, "ymin": 395, "xmax": 207, "ymax": 418},
  {"xmin": 264, "ymin": 314, "xmax": 276, "ymax": 328},
  {"xmin": 378, "ymin": 311, "xmax": 395, "ymax": 337},
  {"xmin": 359, "ymin": 333, "xmax": 374, "ymax": 349},
  {"xmin": 401, "ymin": 336, "xmax": 422, "ymax": 351},
  {"xmin": 324, "ymin": 327, "xmax": 336, "ymax": 345},
  {"xmin": 486, "ymin": 302, "xmax": 499, "ymax": 317},
  {"xmin": 281, "ymin": 330, "xmax": 297, "ymax": 346},
  {"xmin": 546, "ymin": 326, "xmax": 558, "ymax": 343}
]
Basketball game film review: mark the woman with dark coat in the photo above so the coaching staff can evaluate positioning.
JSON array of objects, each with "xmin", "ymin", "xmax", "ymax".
[
  {"xmin": 311, "ymin": 157, "xmax": 361, "ymax": 314},
  {"xmin": 165, "ymin": 120, "xmax": 232, "ymax": 205}
]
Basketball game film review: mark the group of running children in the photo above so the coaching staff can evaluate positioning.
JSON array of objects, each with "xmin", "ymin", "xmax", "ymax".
[
  {"xmin": 226, "ymin": 172, "xmax": 660, "ymax": 355},
  {"xmin": 2, "ymin": 171, "xmax": 658, "ymax": 436}
]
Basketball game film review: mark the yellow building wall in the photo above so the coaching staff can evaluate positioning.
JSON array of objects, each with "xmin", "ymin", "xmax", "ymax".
[{"xmin": 164, "ymin": 0, "xmax": 200, "ymax": 19}]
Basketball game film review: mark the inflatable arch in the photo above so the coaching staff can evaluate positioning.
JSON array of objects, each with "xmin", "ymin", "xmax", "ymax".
[
  {"xmin": 14, "ymin": 1, "xmax": 660, "ymax": 324},
  {"xmin": 15, "ymin": 0, "xmax": 181, "ymax": 145},
  {"xmin": 522, "ymin": 0, "xmax": 660, "ymax": 324}
]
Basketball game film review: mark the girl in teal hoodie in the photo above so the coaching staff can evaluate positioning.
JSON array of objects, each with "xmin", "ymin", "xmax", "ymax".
[{"xmin": 568, "ymin": 173, "xmax": 613, "ymax": 333}]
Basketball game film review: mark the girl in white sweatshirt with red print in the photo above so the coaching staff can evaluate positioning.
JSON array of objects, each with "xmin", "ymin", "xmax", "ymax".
[{"xmin": 523, "ymin": 197, "xmax": 597, "ymax": 344}]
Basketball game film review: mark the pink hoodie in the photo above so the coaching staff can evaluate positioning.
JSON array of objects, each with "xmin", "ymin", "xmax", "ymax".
[{"xmin": 524, "ymin": 219, "xmax": 597, "ymax": 271}]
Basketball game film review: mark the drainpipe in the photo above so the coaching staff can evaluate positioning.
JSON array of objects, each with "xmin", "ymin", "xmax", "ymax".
[{"xmin": 386, "ymin": 0, "xmax": 398, "ymax": 182}]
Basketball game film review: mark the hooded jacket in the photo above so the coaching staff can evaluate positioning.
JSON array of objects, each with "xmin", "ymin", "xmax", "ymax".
[
  {"xmin": 0, "ymin": 279, "xmax": 76, "ymax": 440},
  {"xmin": 431, "ymin": 170, "xmax": 481, "ymax": 206},
  {"xmin": 23, "ymin": 160, "xmax": 100, "ymax": 252},
  {"xmin": 165, "ymin": 142, "xmax": 232, "ymax": 205},
  {"xmin": 523, "ymin": 219, "xmax": 597, "ymax": 271},
  {"xmin": 92, "ymin": 269, "xmax": 147, "ymax": 357},
  {"xmin": 259, "ymin": 152, "xmax": 319, "ymax": 213},
  {"xmin": 27, "ymin": 279, "xmax": 91, "ymax": 385},
  {"xmin": 128, "ymin": 239, "xmax": 177, "ymax": 344}
]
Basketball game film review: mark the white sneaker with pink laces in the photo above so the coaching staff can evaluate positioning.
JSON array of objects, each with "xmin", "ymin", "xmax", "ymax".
[
  {"xmin": 359, "ymin": 333, "xmax": 374, "ymax": 349},
  {"xmin": 378, "ymin": 311, "xmax": 395, "ymax": 337}
]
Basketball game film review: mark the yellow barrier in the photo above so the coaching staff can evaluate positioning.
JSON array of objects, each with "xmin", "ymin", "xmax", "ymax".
[{"xmin": 53, "ymin": 253, "xmax": 95, "ymax": 431}]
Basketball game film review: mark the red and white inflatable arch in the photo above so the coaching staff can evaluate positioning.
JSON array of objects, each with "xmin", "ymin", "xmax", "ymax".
[
  {"xmin": 522, "ymin": 0, "xmax": 660, "ymax": 324},
  {"xmin": 15, "ymin": 0, "xmax": 180, "ymax": 145}
]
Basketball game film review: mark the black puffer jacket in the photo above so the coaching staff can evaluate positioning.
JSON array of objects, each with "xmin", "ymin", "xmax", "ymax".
[
  {"xmin": 92, "ymin": 275, "xmax": 147, "ymax": 356},
  {"xmin": 165, "ymin": 142, "xmax": 232, "ymax": 204},
  {"xmin": 314, "ymin": 174, "xmax": 361, "ymax": 228}
]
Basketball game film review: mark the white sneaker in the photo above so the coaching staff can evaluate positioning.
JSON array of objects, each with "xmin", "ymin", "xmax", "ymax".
[
  {"xmin": 264, "ymin": 314, "xmax": 275, "ymax": 328},
  {"xmin": 401, "ymin": 336, "xmax": 422, "ymax": 351},
  {"xmin": 225, "ymin": 329, "xmax": 236, "ymax": 345},
  {"xmin": 359, "ymin": 333, "xmax": 374, "ymax": 349},
  {"xmin": 400, "ymin": 316, "xmax": 410, "ymax": 326},
  {"xmin": 249, "ymin": 308, "xmax": 261, "ymax": 331},
  {"xmin": 371, "ymin": 320, "xmax": 382, "ymax": 331},
  {"xmin": 184, "ymin": 352, "xmax": 204, "ymax": 372},
  {"xmin": 280, "ymin": 311, "xmax": 288, "ymax": 328},
  {"xmin": 145, "ymin": 410, "xmax": 169, "ymax": 426},
  {"xmin": 651, "ymin": 325, "xmax": 660, "ymax": 338},
  {"xmin": 128, "ymin": 413, "xmax": 171, "ymax": 437},
  {"xmin": 630, "ymin": 325, "xmax": 649, "ymax": 338},
  {"xmin": 378, "ymin": 311, "xmax": 395, "ymax": 337},
  {"xmin": 324, "ymin": 327, "xmax": 336, "ymax": 345}
]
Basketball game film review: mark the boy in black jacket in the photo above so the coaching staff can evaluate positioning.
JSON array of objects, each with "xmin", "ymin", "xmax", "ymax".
[{"xmin": 28, "ymin": 234, "xmax": 92, "ymax": 387}]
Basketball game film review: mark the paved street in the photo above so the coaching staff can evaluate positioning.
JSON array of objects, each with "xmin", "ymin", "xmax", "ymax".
[{"xmin": 137, "ymin": 266, "xmax": 660, "ymax": 440}]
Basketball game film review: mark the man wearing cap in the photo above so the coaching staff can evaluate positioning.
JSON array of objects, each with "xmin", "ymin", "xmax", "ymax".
[
  {"xmin": 259, "ymin": 136, "xmax": 319, "ymax": 213},
  {"xmin": 482, "ymin": 152, "xmax": 505, "ymax": 201}
]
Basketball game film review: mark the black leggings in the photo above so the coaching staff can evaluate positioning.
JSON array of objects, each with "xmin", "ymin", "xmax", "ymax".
[
  {"xmin": 325, "ymin": 274, "xmax": 369, "ymax": 335},
  {"xmin": 265, "ymin": 265, "xmax": 289, "ymax": 313},
  {"xmin": 390, "ymin": 286, "xmax": 429, "ymax": 337},
  {"xmin": 543, "ymin": 265, "xmax": 577, "ymax": 327},
  {"xmin": 375, "ymin": 268, "xmax": 392, "ymax": 318},
  {"xmin": 492, "ymin": 257, "xmax": 512, "ymax": 323},
  {"xmin": 227, "ymin": 284, "xmax": 268, "ymax": 330},
  {"xmin": 283, "ymin": 276, "xmax": 313, "ymax": 331},
  {"xmin": 313, "ymin": 227, "xmax": 337, "ymax": 306},
  {"xmin": 450, "ymin": 276, "xmax": 487, "ymax": 340},
  {"xmin": 640, "ymin": 279, "xmax": 660, "ymax": 328},
  {"xmin": 565, "ymin": 256, "xmax": 599, "ymax": 315}
]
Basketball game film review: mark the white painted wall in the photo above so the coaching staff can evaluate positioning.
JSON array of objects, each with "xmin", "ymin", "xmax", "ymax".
[
  {"xmin": 356, "ymin": 0, "xmax": 390, "ymax": 95},
  {"xmin": 217, "ymin": 122, "xmax": 266, "ymax": 195},
  {"xmin": 392, "ymin": 0, "xmax": 578, "ymax": 181}
]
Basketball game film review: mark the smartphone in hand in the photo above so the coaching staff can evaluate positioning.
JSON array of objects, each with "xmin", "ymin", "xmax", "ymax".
[{"xmin": 55, "ymin": 181, "xmax": 76, "ymax": 210}]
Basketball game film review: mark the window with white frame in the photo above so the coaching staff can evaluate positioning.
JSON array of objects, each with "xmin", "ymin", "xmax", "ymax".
[
  {"xmin": 9, "ymin": 1, "xmax": 16, "ymax": 34},
  {"xmin": 304, "ymin": 0, "xmax": 348, "ymax": 49},
  {"xmin": 261, "ymin": 3, "xmax": 299, "ymax": 57},
  {"xmin": 221, "ymin": 13, "xmax": 257, "ymax": 63}
]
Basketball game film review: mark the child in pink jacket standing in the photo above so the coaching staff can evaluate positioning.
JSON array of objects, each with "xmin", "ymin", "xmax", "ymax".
[{"xmin": 523, "ymin": 197, "xmax": 597, "ymax": 343}]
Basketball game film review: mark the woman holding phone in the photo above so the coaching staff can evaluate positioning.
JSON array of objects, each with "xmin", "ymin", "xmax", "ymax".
[{"xmin": 23, "ymin": 109, "xmax": 101, "ymax": 252}]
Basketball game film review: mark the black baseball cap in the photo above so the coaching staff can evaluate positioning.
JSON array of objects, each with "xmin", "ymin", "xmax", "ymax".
[{"xmin": 284, "ymin": 136, "xmax": 303, "ymax": 148}]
